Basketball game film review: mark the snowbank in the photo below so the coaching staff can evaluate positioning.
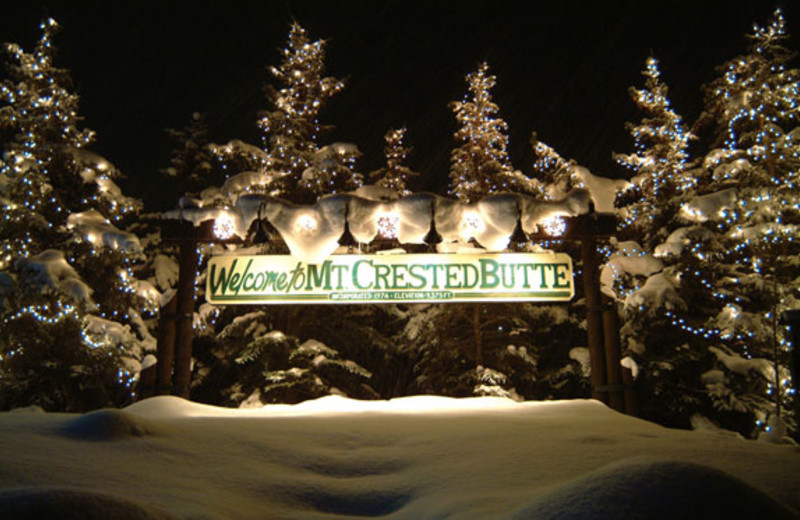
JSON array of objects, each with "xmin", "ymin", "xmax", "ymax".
[
  {"xmin": 0, "ymin": 396, "xmax": 798, "ymax": 519},
  {"xmin": 510, "ymin": 459, "xmax": 797, "ymax": 520}
]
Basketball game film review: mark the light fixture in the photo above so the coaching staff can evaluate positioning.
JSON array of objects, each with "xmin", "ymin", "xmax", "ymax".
[
  {"xmin": 213, "ymin": 214, "xmax": 236, "ymax": 241},
  {"xmin": 377, "ymin": 212, "xmax": 399, "ymax": 239},
  {"xmin": 541, "ymin": 215, "xmax": 567, "ymax": 237},
  {"xmin": 295, "ymin": 214, "xmax": 318, "ymax": 237},
  {"xmin": 424, "ymin": 201, "xmax": 442, "ymax": 248},
  {"xmin": 510, "ymin": 203, "xmax": 528, "ymax": 245},
  {"xmin": 338, "ymin": 204, "xmax": 357, "ymax": 248},
  {"xmin": 460, "ymin": 210, "xmax": 485, "ymax": 241}
]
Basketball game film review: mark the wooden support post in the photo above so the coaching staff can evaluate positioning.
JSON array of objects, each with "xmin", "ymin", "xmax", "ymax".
[
  {"xmin": 621, "ymin": 361, "xmax": 639, "ymax": 418},
  {"xmin": 154, "ymin": 293, "xmax": 178, "ymax": 395},
  {"xmin": 171, "ymin": 230, "xmax": 200, "ymax": 398},
  {"xmin": 779, "ymin": 310, "xmax": 800, "ymax": 434},
  {"xmin": 602, "ymin": 299, "xmax": 625, "ymax": 413},
  {"xmin": 136, "ymin": 362, "xmax": 157, "ymax": 400},
  {"xmin": 581, "ymin": 237, "xmax": 608, "ymax": 404}
]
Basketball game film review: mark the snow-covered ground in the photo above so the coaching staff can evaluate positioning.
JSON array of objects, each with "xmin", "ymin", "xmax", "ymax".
[{"xmin": 0, "ymin": 396, "xmax": 798, "ymax": 519}]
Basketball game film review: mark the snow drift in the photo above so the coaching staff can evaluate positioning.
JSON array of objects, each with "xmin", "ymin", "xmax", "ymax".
[{"xmin": 0, "ymin": 396, "xmax": 797, "ymax": 519}]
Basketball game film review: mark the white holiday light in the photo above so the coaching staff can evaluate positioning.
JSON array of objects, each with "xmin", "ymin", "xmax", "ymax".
[{"xmin": 449, "ymin": 62, "xmax": 514, "ymax": 203}]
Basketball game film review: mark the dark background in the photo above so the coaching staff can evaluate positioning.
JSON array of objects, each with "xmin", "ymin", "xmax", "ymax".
[{"xmin": 1, "ymin": 1, "xmax": 794, "ymax": 209}]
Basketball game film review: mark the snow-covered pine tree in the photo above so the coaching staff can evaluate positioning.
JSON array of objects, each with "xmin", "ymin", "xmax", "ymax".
[
  {"xmin": 614, "ymin": 56, "xmax": 694, "ymax": 250},
  {"xmin": 369, "ymin": 127, "xmax": 418, "ymax": 196},
  {"xmin": 688, "ymin": 7, "xmax": 800, "ymax": 434},
  {"xmin": 511, "ymin": 132, "xmax": 594, "ymax": 399},
  {"xmin": 397, "ymin": 299, "xmax": 585, "ymax": 400},
  {"xmin": 162, "ymin": 112, "xmax": 215, "ymax": 197},
  {"xmin": 606, "ymin": 58, "xmax": 699, "ymax": 424},
  {"xmin": 529, "ymin": 132, "xmax": 571, "ymax": 200},
  {"xmin": 396, "ymin": 64, "xmax": 577, "ymax": 400},
  {"xmin": 191, "ymin": 298, "xmax": 398, "ymax": 407},
  {"xmin": 449, "ymin": 62, "xmax": 517, "ymax": 203},
  {"xmin": 191, "ymin": 312, "xmax": 378, "ymax": 406},
  {"xmin": 601, "ymin": 58, "xmax": 726, "ymax": 432},
  {"xmin": 0, "ymin": 19, "xmax": 151, "ymax": 412},
  {"xmin": 613, "ymin": 9, "xmax": 800, "ymax": 436},
  {"xmin": 258, "ymin": 22, "xmax": 361, "ymax": 203}
]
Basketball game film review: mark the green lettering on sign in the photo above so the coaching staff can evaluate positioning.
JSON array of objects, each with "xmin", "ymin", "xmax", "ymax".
[{"xmin": 206, "ymin": 253, "xmax": 574, "ymax": 305}]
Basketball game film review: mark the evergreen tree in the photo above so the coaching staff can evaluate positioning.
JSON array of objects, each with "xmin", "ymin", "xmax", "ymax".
[
  {"xmin": 370, "ymin": 127, "xmax": 418, "ymax": 195},
  {"xmin": 529, "ymin": 132, "xmax": 570, "ymax": 200},
  {"xmin": 258, "ymin": 22, "xmax": 361, "ymax": 202},
  {"xmin": 692, "ymin": 7, "xmax": 800, "ymax": 433},
  {"xmin": 193, "ymin": 23, "xmax": 374, "ymax": 407},
  {"xmin": 614, "ymin": 56, "xmax": 694, "ymax": 250},
  {"xmin": 398, "ymin": 64, "xmax": 589, "ymax": 401},
  {"xmin": 162, "ymin": 112, "xmax": 214, "ymax": 197},
  {"xmin": 191, "ymin": 301, "xmax": 393, "ymax": 407},
  {"xmin": 398, "ymin": 300, "xmax": 587, "ymax": 400},
  {"xmin": 0, "ymin": 19, "xmax": 150, "ymax": 411},
  {"xmin": 613, "ymin": 9, "xmax": 800, "ymax": 437},
  {"xmin": 449, "ymin": 62, "xmax": 517, "ymax": 203}
]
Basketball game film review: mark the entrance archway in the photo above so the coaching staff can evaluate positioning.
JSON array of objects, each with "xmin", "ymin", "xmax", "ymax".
[{"xmin": 148, "ymin": 196, "xmax": 636, "ymax": 416}]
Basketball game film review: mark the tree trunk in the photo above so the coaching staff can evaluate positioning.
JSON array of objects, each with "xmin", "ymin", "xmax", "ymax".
[{"xmin": 473, "ymin": 303, "xmax": 483, "ymax": 366}]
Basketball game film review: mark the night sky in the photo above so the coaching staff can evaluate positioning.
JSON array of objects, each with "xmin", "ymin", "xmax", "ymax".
[{"xmin": 1, "ymin": 1, "xmax": 795, "ymax": 210}]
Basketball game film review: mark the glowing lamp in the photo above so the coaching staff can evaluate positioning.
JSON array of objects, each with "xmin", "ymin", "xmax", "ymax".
[
  {"xmin": 541, "ymin": 216, "xmax": 567, "ymax": 237},
  {"xmin": 460, "ymin": 211, "xmax": 485, "ymax": 240},
  {"xmin": 295, "ymin": 214, "xmax": 318, "ymax": 236},
  {"xmin": 377, "ymin": 213, "xmax": 399, "ymax": 239},
  {"xmin": 213, "ymin": 214, "xmax": 236, "ymax": 241}
]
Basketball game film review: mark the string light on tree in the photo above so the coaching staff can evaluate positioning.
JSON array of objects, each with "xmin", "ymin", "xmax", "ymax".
[
  {"xmin": 695, "ymin": 6, "xmax": 800, "ymax": 430},
  {"xmin": 371, "ymin": 127, "xmax": 418, "ymax": 196},
  {"xmin": 252, "ymin": 22, "xmax": 361, "ymax": 203},
  {"xmin": 449, "ymin": 62, "xmax": 517, "ymax": 203},
  {"xmin": 614, "ymin": 55, "xmax": 694, "ymax": 249},
  {"xmin": 0, "ymin": 18, "xmax": 148, "ymax": 412}
]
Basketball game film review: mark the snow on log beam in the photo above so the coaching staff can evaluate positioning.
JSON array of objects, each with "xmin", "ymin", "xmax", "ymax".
[{"xmin": 162, "ymin": 189, "xmax": 614, "ymax": 263}]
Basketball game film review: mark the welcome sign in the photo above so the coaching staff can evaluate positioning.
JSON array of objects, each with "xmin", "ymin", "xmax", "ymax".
[{"xmin": 206, "ymin": 253, "xmax": 574, "ymax": 304}]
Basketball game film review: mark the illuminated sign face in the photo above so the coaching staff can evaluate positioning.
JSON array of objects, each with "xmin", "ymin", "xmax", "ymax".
[{"xmin": 206, "ymin": 253, "xmax": 574, "ymax": 304}]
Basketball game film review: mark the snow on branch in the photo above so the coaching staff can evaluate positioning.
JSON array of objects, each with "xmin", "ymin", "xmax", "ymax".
[
  {"xmin": 679, "ymin": 188, "xmax": 738, "ymax": 223},
  {"xmin": 67, "ymin": 209, "xmax": 142, "ymax": 253},
  {"xmin": 14, "ymin": 249, "xmax": 95, "ymax": 306},
  {"xmin": 708, "ymin": 345, "xmax": 775, "ymax": 382}
]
